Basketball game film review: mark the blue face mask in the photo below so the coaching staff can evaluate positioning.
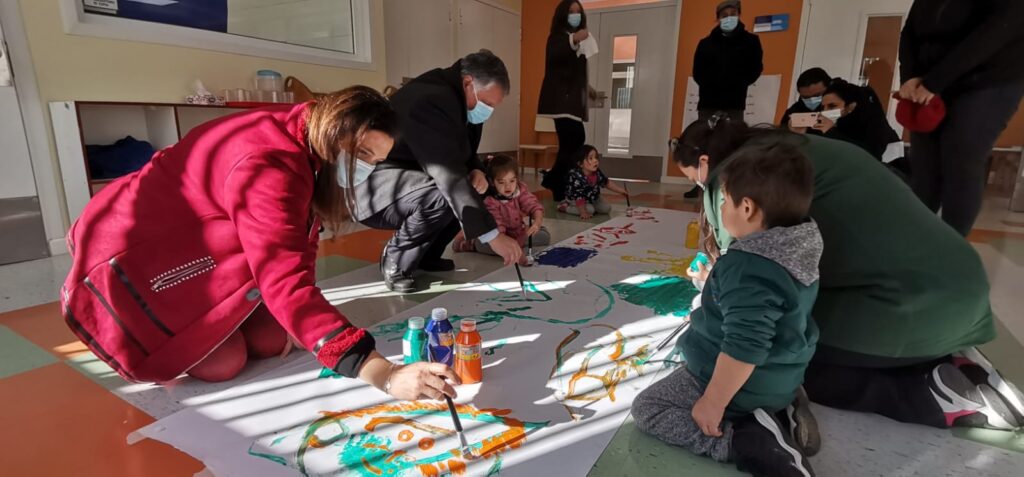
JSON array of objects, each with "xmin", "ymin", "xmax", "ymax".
[
  {"xmin": 720, "ymin": 16, "xmax": 739, "ymax": 32},
  {"xmin": 802, "ymin": 95, "xmax": 823, "ymax": 110},
  {"xmin": 568, "ymin": 13, "xmax": 582, "ymax": 29},
  {"xmin": 467, "ymin": 84, "xmax": 494, "ymax": 124},
  {"xmin": 336, "ymin": 151, "xmax": 375, "ymax": 188}
]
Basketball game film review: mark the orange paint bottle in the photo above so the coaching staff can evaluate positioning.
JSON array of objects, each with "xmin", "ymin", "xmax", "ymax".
[{"xmin": 454, "ymin": 319, "xmax": 482, "ymax": 384}]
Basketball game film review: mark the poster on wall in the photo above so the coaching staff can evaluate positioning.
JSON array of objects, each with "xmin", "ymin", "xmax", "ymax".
[
  {"xmin": 681, "ymin": 74, "xmax": 782, "ymax": 131},
  {"xmin": 83, "ymin": 0, "xmax": 228, "ymax": 32}
]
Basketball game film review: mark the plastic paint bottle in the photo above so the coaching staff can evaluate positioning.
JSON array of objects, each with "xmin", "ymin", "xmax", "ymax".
[
  {"xmin": 403, "ymin": 317, "xmax": 427, "ymax": 364},
  {"xmin": 689, "ymin": 252, "xmax": 710, "ymax": 273},
  {"xmin": 685, "ymin": 219, "xmax": 700, "ymax": 249},
  {"xmin": 425, "ymin": 308, "xmax": 455, "ymax": 366},
  {"xmin": 454, "ymin": 319, "xmax": 483, "ymax": 384}
]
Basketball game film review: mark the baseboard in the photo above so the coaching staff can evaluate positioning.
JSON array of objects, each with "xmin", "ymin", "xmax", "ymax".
[{"xmin": 49, "ymin": 238, "xmax": 68, "ymax": 256}]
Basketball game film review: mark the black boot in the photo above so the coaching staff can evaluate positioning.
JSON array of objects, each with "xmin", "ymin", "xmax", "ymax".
[
  {"xmin": 684, "ymin": 185, "xmax": 701, "ymax": 199},
  {"xmin": 380, "ymin": 248, "xmax": 417, "ymax": 294}
]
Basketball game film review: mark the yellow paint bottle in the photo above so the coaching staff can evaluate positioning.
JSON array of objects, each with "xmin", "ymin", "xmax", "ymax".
[{"xmin": 685, "ymin": 219, "xmax": 700, "ymax": 250}]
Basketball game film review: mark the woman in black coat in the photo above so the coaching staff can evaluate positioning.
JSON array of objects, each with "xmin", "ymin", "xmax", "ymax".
[
  {"xmin": 812, "ymin": 79, "xmax": 900, "ymax": 161},
  {"xmin": 538, "ymin": 0, "xmax": 592, "ymax": 202}
]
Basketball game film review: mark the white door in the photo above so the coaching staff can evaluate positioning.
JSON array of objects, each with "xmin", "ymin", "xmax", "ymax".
[
  {"xmin": 584, "ymin": 5, "xmax": 677, "ymax": 158},
  {"xmin": 383, "ymin": 0, "xmax": 455, "ymax": 88},
  {"xmin": 456, "ymin": 0, "xmax": 520, "ymax": 153},
  {"xmin": 0, "ymin": 16, "xmax": 48, "ymax": 264}
]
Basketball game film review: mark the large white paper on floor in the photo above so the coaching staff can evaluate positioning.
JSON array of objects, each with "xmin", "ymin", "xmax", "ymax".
[{"xmin": 135, "ymin": 208, "xmax": 701, "ymax": 477}]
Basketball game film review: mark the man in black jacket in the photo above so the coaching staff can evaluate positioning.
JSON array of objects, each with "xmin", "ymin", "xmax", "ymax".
[
  {"xmin": 686, "ymin": 0, "xmax": 763, "ymax": 198},
  {"xmin": 898, "ymin": 0, "xmax": 1024, "ymax": 236},
  {"xmin": 354, "ymin": 50, "xmax": 522, "ymax": 292},
  {"xmin": 693, "ymin": 0, "xmax": 763, "ymax": 121}
]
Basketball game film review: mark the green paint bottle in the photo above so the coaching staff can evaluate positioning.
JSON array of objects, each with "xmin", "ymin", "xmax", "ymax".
[{"xmin": 403, "ymin": 317, "xmax": 427, "ymax": 364}]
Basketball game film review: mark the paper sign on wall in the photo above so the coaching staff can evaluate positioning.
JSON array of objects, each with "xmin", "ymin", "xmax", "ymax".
[
  {"xmin": 681, "ymin": 74, "xmax": 782, "ymax": 132},
  {"xmin": 753, "ymin": 14, "xmax": 790, "ymax": 33},
  {"xmin": 83, "ymin": 0, "xmax": 118, "ymax": 13}
]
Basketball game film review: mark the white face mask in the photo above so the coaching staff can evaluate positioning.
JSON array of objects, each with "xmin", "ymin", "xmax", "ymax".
[
  {"xmin": 336, "ymin": 151, "xmax": 376, "ymax": 188},
  {"xmin": 820, "ymin": 109, "xmax": 843, "ymax": 121},
  {"xmin": 695, "ymin": 162, "xmax": 707, "ymax": 189}
]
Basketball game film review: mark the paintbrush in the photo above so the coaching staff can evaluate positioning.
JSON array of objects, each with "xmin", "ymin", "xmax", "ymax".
[
  {"xmin": 623, "ymin": 181, "xmax": 631, "ymax": 208},
  {"xmin": 427, "ymin": 348, "xmax": 475, "ymax": 459},
  {"xmin": 513, "ymin": 263, "xmax": 528, "ymax": 299},
  {"xmin": 653, "ymin": 322, "xmax": 691, "ymax": 354},
  {"xmin": 525, "ymin": 216, "xmax": 535, "ymax": 265}
]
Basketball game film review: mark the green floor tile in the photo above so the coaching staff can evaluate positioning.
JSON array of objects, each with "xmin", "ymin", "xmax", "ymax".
[
  {"xmin": 0, "ymin": 325, "xmax": 58, "ymax": 379},
  {"xmin": 589, "ymin": 417, "xmax": 743, "ymax": 476},
  {"xmin": 66, "ymin": 351, "xmax": 124, "ymax": 391},
  {"xmin": 316, "ymin": 256, "xmax": 372, "ymax": 282},
  {"xmin": 952, "ymin": 428, "xmax": 1024, "ymax": 455}
]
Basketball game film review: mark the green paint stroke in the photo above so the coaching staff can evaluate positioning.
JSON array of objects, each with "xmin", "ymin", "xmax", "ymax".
[
  {"xmin": 487, "ymin": 454, "xmax": 504, "ymax": 476},
  {"xmin": 611, "ymin": 276, "xmax": 699, "ymax": 317},
  {"xmin": 484, "ymin": 281, "xmax": 552, "ymax": 303},
  {"xmin": 371, "ymin": 280, "xmax": 616, "ymax": 340},
  {"xmin": 248, "ymin": 443, "xmax": 290, "ymax": 466},
  {"xmin": 318, "ymin": 367, "xmax": 343, "ymax": 379}
]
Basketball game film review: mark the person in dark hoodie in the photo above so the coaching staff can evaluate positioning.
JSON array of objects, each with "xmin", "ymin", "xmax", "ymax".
[
  {"xmin": 685, "ymin": 0, "xmax": 763, "ymax": 199},
  {"xmin": 899, "ymin": 0, "xmax": 1024, "ymax": 236},
  {"xmin": 781, "ymin": 67, "xmax": 831, "ymax": 134},
  {"xmin": 812, "ymin": 79, "xmax": 900, "ymax": 161},
  {"xmin": 633, "ymin": 142, "xmax": 821, "ymax": 477}
]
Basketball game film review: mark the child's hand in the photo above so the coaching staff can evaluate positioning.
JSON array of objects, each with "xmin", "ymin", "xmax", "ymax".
[
  {"xmin": 686, "ymin": 261, "xmax": 710, "ymax": 282},
  {"xmin": 526, "ymin": 223, "xmax": 541, "ymax": 237},
  {"xmin": 580, "ymin": 210, "xmax": 593, "ymax": 220},
  {"xmin": 692, "ymin": 394, "xmax": 726, "ymax": 437}
]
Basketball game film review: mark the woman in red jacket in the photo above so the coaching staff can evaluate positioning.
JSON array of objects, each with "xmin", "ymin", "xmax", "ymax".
[{"xmin": 60, "ymin": 86, "xmax": 458, "ymax": 401}]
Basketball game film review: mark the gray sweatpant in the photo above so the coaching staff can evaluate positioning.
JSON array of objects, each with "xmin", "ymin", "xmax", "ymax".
[
  {"xmin": 631, "ymin": 367, "xmax": 733, "ymax": 462},
  {"xmin": 564, "ymin": 197, "xmax": 612, "ymax": 215}
]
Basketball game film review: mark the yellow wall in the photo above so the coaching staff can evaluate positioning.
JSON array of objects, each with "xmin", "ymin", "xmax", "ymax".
[{"xmin": 18, "ymin": 0, "xmax": 388, "ymax": 228}]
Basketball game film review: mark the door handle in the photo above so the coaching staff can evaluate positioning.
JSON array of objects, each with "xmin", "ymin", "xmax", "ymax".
[{"xmin": 591, "ymin": 91, "xmax": 609, "ymax": 109}]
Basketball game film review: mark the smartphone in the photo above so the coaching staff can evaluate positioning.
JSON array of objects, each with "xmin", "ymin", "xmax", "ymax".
[{"xmin": 790, "ymin": 112, "xmax": 819, "ymax": 128}]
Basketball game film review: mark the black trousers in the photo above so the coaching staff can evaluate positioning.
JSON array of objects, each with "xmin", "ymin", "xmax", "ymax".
[
  {"xmin": 542, "ymin": 118, "xmax": 586, "ymax": 202},
  {"xmin": 910, "ymin": 82, "xmax": 1024, "ymax": 236},
  {"xmin": 803, "ymin": 345, "xmax": 951, "ymax": 428},
  {"xmin": 359, "ymin": 185, "xmax": 461, "ymax": 275}
]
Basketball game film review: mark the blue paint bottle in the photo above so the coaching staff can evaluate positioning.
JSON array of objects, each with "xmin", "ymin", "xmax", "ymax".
[{"xmin": 425, "ymin": 307, "xmax": 455, "ymax": 366}]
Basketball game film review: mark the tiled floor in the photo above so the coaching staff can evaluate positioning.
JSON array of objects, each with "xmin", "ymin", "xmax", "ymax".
[{"xmin": 2, "ymin": 176, "xmax": 1024, "ymax": 476}]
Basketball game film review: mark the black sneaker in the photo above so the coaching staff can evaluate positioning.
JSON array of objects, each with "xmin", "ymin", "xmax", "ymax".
[
  {"xmin": 954, "ymin": 347, "xmax": 1024, "ymax": 424},
  {"xmin": 732, "ymin": 408, "xmax": 815, "ymax": 477},
  {"xmin": 779, "ymin": 387, "xmax": 821, "ymax": 457},
  {"xmin": 419, "ymin": 258, "xmax": 455, "ymax": 272},
  {"xmin": 683, "ymin": 185, "xmax": 701, "ymax": 199},
  {"xmin": 929, "ymin": 363, "xmax": 1019, "ymax": 430}
]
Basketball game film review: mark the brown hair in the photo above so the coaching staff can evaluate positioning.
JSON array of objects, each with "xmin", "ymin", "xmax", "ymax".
[
  {"xmin": 305, "ymin": 86, "xmax": 398, "ymax": 233},
  {"xmin": 719, "ymin": 142, "xmax": 813, "ymax": 229},
  {"xmin": 485, "ymin": 154, "xmax": 519, "ymax": 182}
]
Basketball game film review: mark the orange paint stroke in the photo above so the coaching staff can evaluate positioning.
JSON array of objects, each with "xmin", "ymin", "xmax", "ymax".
[
  {"xmin": 361, "ymin": 457, "xmax": 384, "ymax": 476},
  {"xmin": 365, "ymin": 416, "xmax": 454, "ymax": 436},
  {"xmin": 397, "ymin": 430, "xmax": 413, "ymax": 442},
  {"xmin": 385, "ymin": 450, "xmax": 406, "ymax": 462},
  {"xmin": 554, "ymin": 324, "xmax": 653, "ymax": 409},
  {"xmin": 418, "ymin": 437, "xmax": 435, "ymax": 451}
]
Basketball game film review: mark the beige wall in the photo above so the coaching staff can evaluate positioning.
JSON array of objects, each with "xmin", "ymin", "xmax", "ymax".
[
  {"xmin": 483, "ymin": 0, "xmax": 522, "ymax": 13},
  {"xmin": 17, "ymin": 0, "xmax": 388, "ymax": 230}
]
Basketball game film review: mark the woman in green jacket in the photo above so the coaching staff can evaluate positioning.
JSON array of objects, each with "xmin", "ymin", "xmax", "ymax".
[{"xmin": 670, "ymin": 113, "xmax": 1022, "ymax": 431}]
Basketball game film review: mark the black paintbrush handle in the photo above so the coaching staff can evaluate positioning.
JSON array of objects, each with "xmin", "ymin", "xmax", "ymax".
[
  {"xmin": 624, "ymin": 181, "xmax": 631, "ymax": 208},
  {"xmin": 444, "ymin": 394, "xmax": 464, "ymax": 432},
  {"xmin": 528, "ymin": 216, "xmax": 533, "ymax": 249}
]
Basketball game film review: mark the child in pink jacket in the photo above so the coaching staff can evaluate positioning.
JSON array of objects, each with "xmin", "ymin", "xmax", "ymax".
[{"xmin": 453, "ymin": 155, "xmax": 550, "ymax": 265}]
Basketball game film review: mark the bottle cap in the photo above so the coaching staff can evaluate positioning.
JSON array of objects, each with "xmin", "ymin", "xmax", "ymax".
[
  {"xmin": 408, "ymin": 317, "xmax": 425, "ymax": 329},
  {"xmin": 460, "ymin": 319, "xmax": 477, "ymax": 332},
  {"xmin": 430, "ymin": 308, "xmax": 448, "ymax": 321}
]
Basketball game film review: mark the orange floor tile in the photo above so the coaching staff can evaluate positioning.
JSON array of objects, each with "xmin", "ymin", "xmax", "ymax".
[
  {"xmin": 0, "ymin": 302, "xmax": 89, "ymax": 360},
  {"xmin": 317, "ymin": 228, "xmax": 395, "ymax": 262},
  {"xmin": 0, "ymin": 363, "xmax": 202, "ymax": 477}
]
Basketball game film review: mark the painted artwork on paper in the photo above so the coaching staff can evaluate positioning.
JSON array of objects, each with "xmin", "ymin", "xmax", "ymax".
[
  {"xmin": 249, "ymin": 402, "xmax": 548, "ymax": 476},
  {"xmin": 134, "ymin": 209, "xmax": 704, "ymax": 477}
]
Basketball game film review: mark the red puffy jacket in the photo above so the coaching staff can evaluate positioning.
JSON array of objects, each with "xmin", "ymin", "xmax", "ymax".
[{"xmin": 60, "ymin": 103, "xmax": 373, "ymax": 383}]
